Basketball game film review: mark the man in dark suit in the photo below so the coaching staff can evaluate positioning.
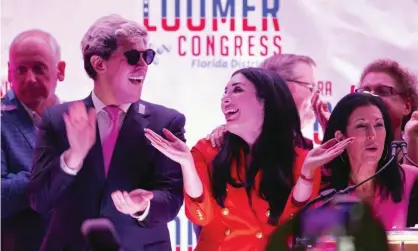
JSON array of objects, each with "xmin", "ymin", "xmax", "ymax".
[
  {"xmin": 1, "ymin": 29, "xmax": 65, "ymax": 251},
  {"xmin": 28, "ymin": 14, "xmax": 185, "ymax": 251}
]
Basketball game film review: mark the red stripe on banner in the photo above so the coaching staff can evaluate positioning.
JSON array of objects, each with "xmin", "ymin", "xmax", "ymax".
[{"xmin": 314, "ymin": 132, "xmax": 322, "ymax": 145}]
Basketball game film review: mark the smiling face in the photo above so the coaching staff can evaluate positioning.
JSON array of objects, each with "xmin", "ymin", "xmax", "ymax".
[
  {"xmin": 221, "ymin": 73, "xmax": 264, "ymax": 138},
  {"xmin": 99, "ymin": 37, "xmax": 150, "ymax": 104},
  {"xmin": 342, "ymin": 105, "xmax": 387, "ymax": 166}
]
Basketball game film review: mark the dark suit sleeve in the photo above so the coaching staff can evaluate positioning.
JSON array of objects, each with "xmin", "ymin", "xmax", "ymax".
[
  {"xmin": 28, "ymin": 108, "xmax": 77, "ymax": 214},
  {"xmin": 140, "ymin": 113, "xmax": 186, "ymax": 227},
  {"xmin": 1, "ymin": 140, "xmax": 31, "ymax": 218}
]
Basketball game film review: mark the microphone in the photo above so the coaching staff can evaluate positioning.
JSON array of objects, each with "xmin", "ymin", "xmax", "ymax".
[
  {"xmin": 301, "ymin": 189, "xmax": 337, "ymax": 211},
  {"xmin": 319, "ymin": 141, "xmax": 400, "ymax": 207},
  {"xmin": 391, "ymin": 140, "xmax": 402, "ymax": 158},
  {"xmin": 81, "ymin": 218, "xmax": 121, "ymax": 251},
  {"xmin": 394, "ymin": 140, "xmax": 418, "ymax": 167}
]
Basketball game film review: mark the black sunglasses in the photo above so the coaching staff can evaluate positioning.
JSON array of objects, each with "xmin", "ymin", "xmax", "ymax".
[
  {"xmin": 355, "ymin": 85, "xmax": 403, "ymax": 97},
  {"xmin": 123, "ymin": 49, "xmax": 156, "ymax": 66}
]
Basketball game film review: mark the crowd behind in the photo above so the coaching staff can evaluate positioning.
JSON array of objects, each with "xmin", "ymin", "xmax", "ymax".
[{"xmin": 2, "ymin": 13, "xmax": 418, "ymax": 251}]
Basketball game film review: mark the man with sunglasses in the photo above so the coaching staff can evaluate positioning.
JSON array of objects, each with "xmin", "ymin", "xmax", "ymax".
[{"xmin": 28, "ymin": 15, "xmax": 185, "ymax": 251}]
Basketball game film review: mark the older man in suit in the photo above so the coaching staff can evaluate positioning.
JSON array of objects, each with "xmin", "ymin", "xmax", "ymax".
[
  {"xmin": 1, "ymin": 29, "xmax": 65, "ymax": 251},
  {"xmin": 28, "ymin": 14, "xmax": 185, "ymax": 251}
]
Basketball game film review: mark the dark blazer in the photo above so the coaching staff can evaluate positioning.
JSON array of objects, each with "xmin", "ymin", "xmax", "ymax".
[
  {"xmin": 28, "ymin": 95, "xmax": 185, "ymax": 251},
  {"xmin": 1, "ymin": 91, "xmax": 46, "ymax": 251}
]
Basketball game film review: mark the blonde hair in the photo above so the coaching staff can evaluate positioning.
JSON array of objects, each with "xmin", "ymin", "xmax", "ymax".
[
  {"xmin": 260, "ymin": 54, "xmax": 316, "ymax": 80},
  {"xmin": 81, "ymin": 14, "xmax": 148, "ymax": 79},
  {"xmin": 10, "ymin": 29, "xmax": 61, "ymax": 60}
]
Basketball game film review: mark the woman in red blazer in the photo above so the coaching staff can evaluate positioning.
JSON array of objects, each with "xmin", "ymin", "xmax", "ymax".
[{"xmin": 145, "ymin": 67, "xmax": 353, "ymax": 251}]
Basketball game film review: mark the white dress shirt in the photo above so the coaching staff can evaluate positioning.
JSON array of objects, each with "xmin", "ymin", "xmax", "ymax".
[
  {"xmin": 60, "ymin": 91, "xmax": 150, "ymax": 221},
  {"xmin": 21, "ymin": 96, "xmax": 60, "ymax": 128},
  {"xmin": 20, "ymin": 102, "xmax": 42, "ymax": 128}
]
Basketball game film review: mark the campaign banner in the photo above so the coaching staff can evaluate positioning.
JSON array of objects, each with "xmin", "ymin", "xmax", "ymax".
[{"xmin": 1, "ymin": 0, "xmax": 418, "ymax": 250}]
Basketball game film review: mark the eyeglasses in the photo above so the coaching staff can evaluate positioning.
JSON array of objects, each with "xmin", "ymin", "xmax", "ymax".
[
  {"xmin": 285, "ymin": 79, "xmax": 316, "ymax": 92},
  {"xmin": 355, "ymin": 85, "xmax": 403, "ymax": 97},
  {"xmin": 123, "ymin": 49, "xmax": 156, "ymax": 65}
]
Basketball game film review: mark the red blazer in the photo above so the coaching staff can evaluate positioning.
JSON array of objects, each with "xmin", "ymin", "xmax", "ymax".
[{"xmin": 185, "ymin": 139, "xmax": 321, "ymax": 251}]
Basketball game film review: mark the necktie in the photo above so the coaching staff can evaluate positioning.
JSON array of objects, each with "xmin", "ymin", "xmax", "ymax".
[{"xmin": 102, "ymin": 105, "xmax": 121, "ymax": 177}]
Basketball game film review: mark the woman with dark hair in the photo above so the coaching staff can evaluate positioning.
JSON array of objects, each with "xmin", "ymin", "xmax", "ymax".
[
  {"xmin": 144, "ymin": 67, "xmax": 352, "ymax": 251},
  {"xmin": 321, "ymin": 92, "xmax": 418, "ymax": 230},
  {"xmin": 207, "ymin": 53, "xmax": 319, "ymax": 150}
]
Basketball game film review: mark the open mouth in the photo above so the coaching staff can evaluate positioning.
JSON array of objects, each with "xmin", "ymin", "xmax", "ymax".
[
  {"xmin": 365, "ymin": 146, "xmax": 378, "ymax": 152},
  {"xmin": 128, "ymin": 76, "xmax": 144, "ymax": 84},
  {"xmin": 224, "ymin": 108, "xmax": 239, "ymax": 121}
]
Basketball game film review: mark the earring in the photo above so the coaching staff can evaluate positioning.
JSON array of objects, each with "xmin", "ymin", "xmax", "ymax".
[{"xmin": 339, "ymin": 150, "xmax": 349, "ymax": 164}]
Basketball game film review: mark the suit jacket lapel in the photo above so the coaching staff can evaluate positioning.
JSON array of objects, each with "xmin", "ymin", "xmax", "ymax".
[
  {"xmin": 82, "ymin": 95, "xmax": 106, "ymax": 182},
  {"xmin": 2, "ymin": 91, "xmax": 37, "ymax": 149}
]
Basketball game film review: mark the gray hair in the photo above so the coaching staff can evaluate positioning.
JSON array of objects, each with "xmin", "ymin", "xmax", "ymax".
[
  {"xmin": 81, "ymin": 14, "xmax": 148, "ymax": 80},
  {"xmin": 260, "ymin": 54, "xmax": 316, "ymax": 80},
  {"xmin": 9, "ymin": 29, "xmax": 61, "ymax": 60}
]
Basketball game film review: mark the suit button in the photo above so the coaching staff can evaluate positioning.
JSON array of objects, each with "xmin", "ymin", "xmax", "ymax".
[
  {"xmin": 290, "ymin": 213, "xmax": 294, "ymax": 219},
  {"xmin": 196, "ymin": 209, "xmax": 204, "ymax": 220},
  {"xmin": 255, "ymin": 231, "xmax": 263, "ymax": 239},
  {"xmin": 225, "ymin": 228, "xmax": 231, "ymax": 236},
  {"xmin": 266, "ymin": 210, "xmax": 270, "ymax": 217},
  {"xmin": 221, "ymin": 208, "xmax": 229, "ymax": 216}
]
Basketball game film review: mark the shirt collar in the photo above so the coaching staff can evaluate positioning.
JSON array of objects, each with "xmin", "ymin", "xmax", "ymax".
[
  {"xmin": 20, "ymin": 101, "xmax": 38, "ymax": 119},
  {"xmin": 19, "ymin": 96, "xmax": 60, "ymax": 116},
  {"xmin": 91, "ymin": 91, "xmax": 131, "ymax": 113}
]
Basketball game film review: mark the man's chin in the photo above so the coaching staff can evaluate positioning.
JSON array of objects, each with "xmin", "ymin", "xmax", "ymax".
[{"xmin": 21, "ymin": 97, "xmax": 45, "ymax": 109}]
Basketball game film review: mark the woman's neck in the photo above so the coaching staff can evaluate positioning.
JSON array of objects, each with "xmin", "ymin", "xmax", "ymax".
[
  {"xmin": 350, "ymin": 162, "xmax": 378, "ymax": 184},
  {"xmin": 239, "ymin": 129, "xmax": 261, "ymax": 150},
  {"xmin": 349, "ymin": 162, "xmax": 378, "ymax": 198}
]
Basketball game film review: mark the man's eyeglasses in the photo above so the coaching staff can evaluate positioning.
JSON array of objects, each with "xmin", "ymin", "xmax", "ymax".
[
  {"xmin": 285, "ymin": 79, "xmax": 316, "ymax": 92},
  {"xmin": 355, "ymin": 85, "xmax": 403, "ymax": 97},
  {"xmin": 124, "ymin": 49, "xmax": 156, "ymax": 66}
]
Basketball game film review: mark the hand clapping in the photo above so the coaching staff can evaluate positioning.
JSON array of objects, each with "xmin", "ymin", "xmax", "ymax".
[
  {"xmin": 111, "ymin": 189, "xmax": 153, "ymax": 216},
  {"xmin": 144, "ymin": 128, "xmax": 193, "ymax": 166},
  {"xmin": 63, "ymin": 102, "xmax": 96, "ymax": 159},
  {"xmin": 302, "ymin": 136, "xmax": 354, "ymax": 174}
]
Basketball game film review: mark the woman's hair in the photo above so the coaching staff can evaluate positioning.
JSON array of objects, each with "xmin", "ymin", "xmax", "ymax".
[
  {"xmin": 323, "ymin": 93, "xmax": 404, "ymax": 202},
  {"xmin": 211, "ymin": 67, "xmax": 305, "ymax": 224}
]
